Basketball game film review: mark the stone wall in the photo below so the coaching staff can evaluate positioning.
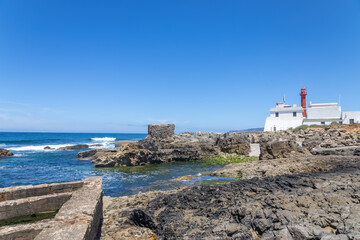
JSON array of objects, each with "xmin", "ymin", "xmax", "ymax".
[
  {"xmin": 0, "ymin": 181, "xmax": 83, "ymax": 202},
  {"xmin": 148, "ymin": 124, "xmax": 175, "ymax": 139},
  {"xmin": 0, "ymin": 177, "xmax": 103, "ymax": 240}
]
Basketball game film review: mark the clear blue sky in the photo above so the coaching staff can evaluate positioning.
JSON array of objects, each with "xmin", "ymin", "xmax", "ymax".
[{"xmin": 1, "ymin": 0, "xmax": 359, "ymax": 133}]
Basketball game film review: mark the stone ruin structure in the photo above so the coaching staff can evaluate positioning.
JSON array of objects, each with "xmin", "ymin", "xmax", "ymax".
[{"xmin": 0, "ymin": 177, "xmax": 103, "ymax": 240}]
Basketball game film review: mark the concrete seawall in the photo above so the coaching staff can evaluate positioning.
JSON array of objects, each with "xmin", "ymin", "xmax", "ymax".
[{"xmin": 0, "ymin": 177, "xmax": 103, "ymax": 240}]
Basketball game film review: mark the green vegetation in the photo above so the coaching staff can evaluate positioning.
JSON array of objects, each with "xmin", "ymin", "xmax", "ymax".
[
  {"xmin": 293, "ymin": 124, "xmax": 334, "ymax": 132},
  {"xmin": 0, "ymin": 210, "xmax": 58, "ymax": 227},
  {"xmin": 293, "ymin": 125, "xmax": 309, "ymax": 132},
  {"xmin": 195, "ymin": 179, "xmax": 239, "ymax": 185},
  {"xmin": 199, "ymin": 153, "xmax": 258, "ymax": 165},
  {"xmin": 309, "ymin": 124, "xmax": 329, "ymax": 128}
]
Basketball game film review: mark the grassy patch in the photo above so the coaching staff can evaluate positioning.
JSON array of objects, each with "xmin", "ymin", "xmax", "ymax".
[
  {"xmin": 195, "ymin": 179, "xmax": 239, "ymax": 185},
  {"xmin": 309, "ymin": 124, "xmax": 329, "ymax": 128},
  {"xmin": 293, "ymin": 125, "xmax": 309, "ymax": 132},
  {"xmin": 0, "ymin": 210, "xmax": 58, "ymax": 227},
  {"xmin": 199, "ymin": 154, "xmax": 258, "ymax": 165},
  {"xmin": 293, "ymin": 124, "xmax": 330, "ymax": 132}
]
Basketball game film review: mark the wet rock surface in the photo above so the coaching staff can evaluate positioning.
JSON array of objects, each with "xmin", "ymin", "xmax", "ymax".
[
  {"xmin": 101, "ymin": 156, "xmax": 360, "ymax": 240},
  {"xmin": 0, "ymin": 148, "xmax": 13, "ymax": 157}
]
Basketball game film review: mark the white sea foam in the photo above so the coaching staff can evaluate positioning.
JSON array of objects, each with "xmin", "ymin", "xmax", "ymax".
[
  {"xmin": 91, "ymin": 137, "xmax": 116, "ymax": 142},
  {"xmin": 14, "ymin": 153, "xmax": 25, "ymax": 157},
  {"xmin": 8, "ymin": 144, "xmax": 72, "ymax": 152},
  {"xmin": 0, "ymin": 144, "xmax": 6, "ymax": 147}
]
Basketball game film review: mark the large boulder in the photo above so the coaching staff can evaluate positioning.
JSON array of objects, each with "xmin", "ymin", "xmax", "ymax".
[
  {"xmin": 0, "ymin": 149, "xmax": 14, "ymax": 157},
  {"xmin": 302, "ymin": 135, "xmax": 322, "ymax": 151},
  {"xmin": 260, "ymin": 140, "xmax": 311, "ymax": 160},
  {"xmin": 216, "ymin": 132, "xmax": 251, "ymax": 154}
]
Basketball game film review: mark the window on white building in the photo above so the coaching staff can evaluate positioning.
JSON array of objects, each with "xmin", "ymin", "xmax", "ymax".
[
  {"xmin": 293, "ymin": 112, "xmax": 297, "ymax": 117},
  {"xmin": 350, "ymin": 119, "xmax": 354, "ymax": 124},
  {"xmin": 275, "ymin": 112, "xmax": 279, "ymax": 117}
]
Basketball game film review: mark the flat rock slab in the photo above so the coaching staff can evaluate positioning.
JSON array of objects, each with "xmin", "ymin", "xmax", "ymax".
[
  {"xmin": 311, "ymin": 146, "xmax": 360, "ymax": 156},
  {"xmin": 210, "ymin": 155, "xmax": 360, "ymax": 179}
]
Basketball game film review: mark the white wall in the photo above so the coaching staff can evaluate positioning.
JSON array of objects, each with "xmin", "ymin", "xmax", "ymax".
[
  {"xmin": 264, "ymin": 117, "xmax": 303, "ymax": 131},
  {"xmin": 303, "ymin": 119, "xmax": 341, "ymax": 126},
  {"xmin": 265, "ymin": 107, "xmax": 304, "ymax": 131},
  {"xmin": 342, "ymin": 111, "xmax": 360, "ymax": 124},
  {"xmin": 307, "ymin": 104, "xmax": 341, "ymax": 120}
]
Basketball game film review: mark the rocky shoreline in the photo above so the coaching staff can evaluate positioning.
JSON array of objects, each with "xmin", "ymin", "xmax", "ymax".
[
  {"xmin": 100, "ymin": 124, "xmax": 360, "ymax": 240},
  {"xmin": 101, "ymin": 155, "xmax": 360, "ymax": 240},
  {"xmin": 89, "ymin": 124, "xmax": 251, "ymax": 167}
]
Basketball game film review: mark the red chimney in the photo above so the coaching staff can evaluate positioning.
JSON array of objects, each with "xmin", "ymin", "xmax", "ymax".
[{"xmin": 300, "ymin": 87, "xmax": 307, "ymax": 117}]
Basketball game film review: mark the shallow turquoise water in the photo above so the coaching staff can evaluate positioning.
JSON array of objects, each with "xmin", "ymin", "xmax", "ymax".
[{"xmin": 0, "ymin": 132, "xmax": 230, "ymax": 197}]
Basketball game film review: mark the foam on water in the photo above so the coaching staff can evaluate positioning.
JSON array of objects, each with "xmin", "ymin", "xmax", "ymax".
[
  {"xmin": 8, "ymin": 144, "xmax": 72, "ymax": 152},
  {"xmin": 91, "ymin": 137, "xmax": 116, "ymax": 142},
  {"xmin": 0, "ymin": 144, "xmax": 6, "ymax": 147}
]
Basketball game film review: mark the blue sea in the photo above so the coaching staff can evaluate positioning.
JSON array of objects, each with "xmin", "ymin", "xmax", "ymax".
[{"xmin": 0, "ymin": 132, "xmax": 230, "ymax": 197}]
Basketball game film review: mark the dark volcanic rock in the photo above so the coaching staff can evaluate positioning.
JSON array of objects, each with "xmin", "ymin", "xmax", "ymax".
[
  {"xmin": 102, "ymin": 156, "xmax": 360, "ymax": 239},
  {"xmin": 142, "ymin": 172, "xmax": 360, "ymax": 239},
  {"xmin": 57, "ymin": 144, "xmax": 89, "ymax": 151},
  {"xmin": 259, "ymin": 140, "xmax": 311, "ymax": 160},
  {"xmin": 0, "ymin": 148, "xmax": 13, "ymax": 157}
]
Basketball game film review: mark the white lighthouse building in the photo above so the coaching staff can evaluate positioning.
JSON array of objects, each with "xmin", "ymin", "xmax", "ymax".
[{"xmin": 264, "ymin": 87, "xmax": 360, "ymax": 131}]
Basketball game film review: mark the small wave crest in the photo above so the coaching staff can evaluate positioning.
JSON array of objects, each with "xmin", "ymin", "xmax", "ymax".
[
  {"xmin": 8, "ymin": 144, "xmax": 72, "ymax": 152},
  {"xmin": 91, "ymin": 137, "xmax": 116, "ymax": 142},
  {"xmin": 0, "ymin": 144, "xmax": 6, "ymax": 148}
]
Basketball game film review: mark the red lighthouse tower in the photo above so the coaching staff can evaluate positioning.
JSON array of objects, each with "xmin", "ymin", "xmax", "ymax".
[{"xmin": 300, "ymin": 87, "xmax": 307, "ymax": 117}]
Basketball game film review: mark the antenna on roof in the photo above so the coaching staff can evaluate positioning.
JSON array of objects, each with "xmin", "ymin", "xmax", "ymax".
[
  {"xmin": 339, "ymin": 94, "xmax": 341, "ymax": 106},
  {"xmin": 283, "ymin": 95, "xmax": 285, "ymax": 103}
]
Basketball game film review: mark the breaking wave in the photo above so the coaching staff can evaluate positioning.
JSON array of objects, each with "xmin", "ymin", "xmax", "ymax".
[
  {"xmin": 8, "ymin": 144, "xmax": 72, "ymax": 152},
  {"xmin": 91, "ymin": 137, "xmax": 116, "ymax": 142}
]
